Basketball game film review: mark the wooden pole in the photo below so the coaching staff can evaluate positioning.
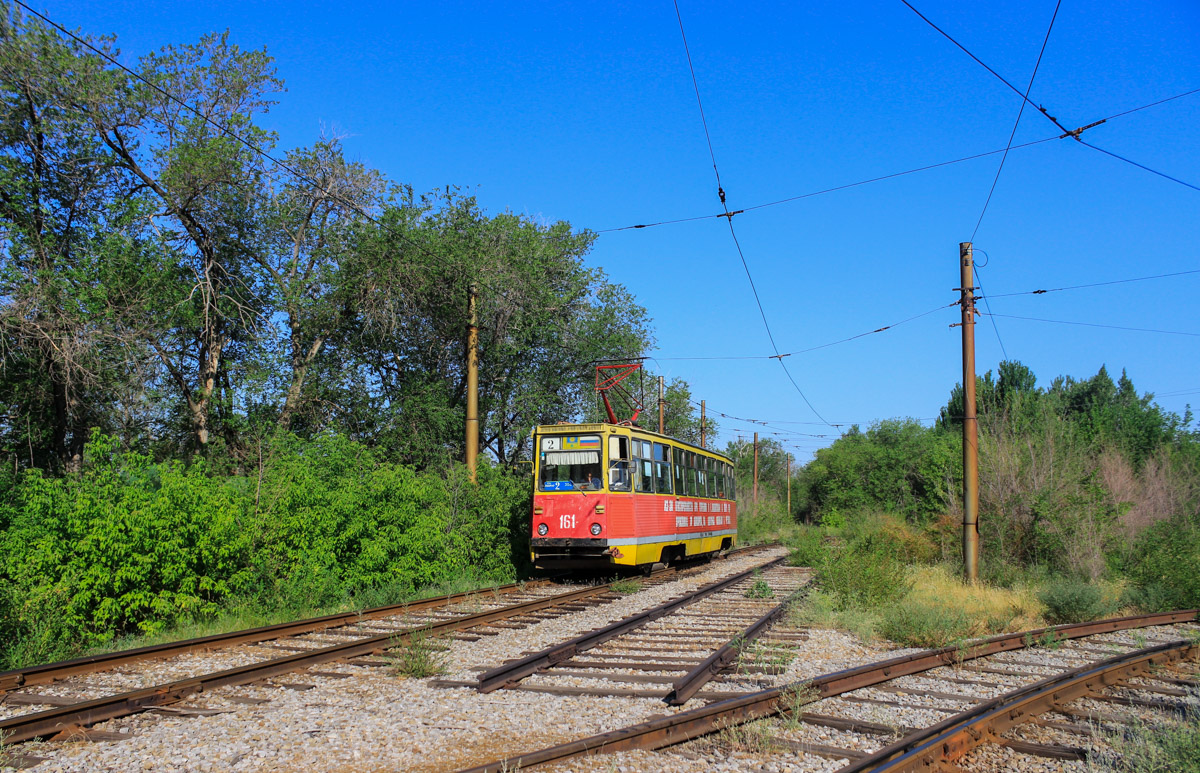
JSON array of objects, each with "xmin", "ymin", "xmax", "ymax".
[
  {"xmin": 959, "ymin": 243, "xmax": 979, "ymax": 582},
  {"xmin": 786, "ymin": 452, "xmax": 791, "ymax": 518},
  {"xmin": 466, "ymin": 285, "xmax": 479, "ymax": 483},
  {"xmin": 752, "ymin": 432, "xmax": 759, "ymax": 508},
  {"xmin": 658, "ymin": 376, "xmax": 665, "ymax": 434}
]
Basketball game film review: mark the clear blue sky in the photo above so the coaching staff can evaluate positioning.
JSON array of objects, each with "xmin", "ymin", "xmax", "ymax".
[{"xmin": 41, "ymin": 0, "xmax": 1200, "ymax": 458}]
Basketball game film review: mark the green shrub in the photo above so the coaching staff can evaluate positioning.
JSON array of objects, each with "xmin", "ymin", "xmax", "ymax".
[
  {"xmin": 744, "ymin": 579, "xmax": 774, "ymax": 599},
  {"xmin": 1037, "ymin": 579, "xmax": 1117, "ymax": 624},
  {"xmin": 0, "ymin": 431, "xmax": 529, "ymax": 668},
  {"xmin": 785, "ymin": 527, "xmax": 828, "ymax": 567},
  {"xmin": 1123, "ymin": 514, "xmax": 1200, "ymax": 612},
  {"xmin": 1092, "ymin": 705, "xmax": 1200, "ymax": 772},
  {"xmin": 388, "ymin": 632, "xmax": 447, "ymax": 678},
  {"xmin": 817, "ymin": 536, "xmax": 909, "ymax": 610},
  {"xmin": 879, "ymin": 600, "xmax": 972, "ymax": 648}
]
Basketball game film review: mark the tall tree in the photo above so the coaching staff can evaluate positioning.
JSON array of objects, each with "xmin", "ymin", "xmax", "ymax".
[{"xmin": 80, "ymin": 31, "xmax": 282, "ymax": 451}]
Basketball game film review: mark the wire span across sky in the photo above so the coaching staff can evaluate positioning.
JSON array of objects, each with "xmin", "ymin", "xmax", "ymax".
[{"xmin": 24, "ymin": 0, "xmax": 1200, "ymax": 459}]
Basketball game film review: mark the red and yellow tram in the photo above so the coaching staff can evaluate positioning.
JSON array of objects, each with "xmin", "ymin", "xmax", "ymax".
[{"xmin": 531, "ymin": 422, "xmax": 737, "ymax": 570}]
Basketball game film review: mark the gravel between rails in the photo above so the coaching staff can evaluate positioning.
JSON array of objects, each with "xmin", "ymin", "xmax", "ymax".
[
  {"xmin": 0, "ymin": 586, "xmax": 574, "ymax": 723},
  {"xmin": 528, "ymin": 622, "xmax": 1199, "ymax": 773},
  {"xmin": 4, "ymin": 548, "xmax": 790, "ymax": 772}
]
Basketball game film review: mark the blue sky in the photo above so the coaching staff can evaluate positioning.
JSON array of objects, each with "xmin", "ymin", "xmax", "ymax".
[{"xmin": 42, "ymin": 0, "xmax": 1200, "ymax": 458}]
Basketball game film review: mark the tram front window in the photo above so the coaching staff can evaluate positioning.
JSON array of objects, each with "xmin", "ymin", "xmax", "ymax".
[{"xmin": 539, "ymin": 435, "xmax": 604, "ymax": 491}]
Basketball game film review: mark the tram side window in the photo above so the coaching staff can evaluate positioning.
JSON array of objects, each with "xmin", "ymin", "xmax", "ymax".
[
  {"xmin": 673, "ymin": 447, "xmax": 684, "ymax": 494},
  {"xmin": 653, "ymin": 443, "xmax": 672, "ymax": 494},
  {"xmin": 728, "ymin": 463, "xmax": 736, "ymax": 499},
  {"xmin": 632, "ymin": 440, "xmax": 654, "ymax": 493},
  {"xmin": 697, "ymin": 462, "xmax": 707, "ymax": 499},
  {"xmin": 609, "ymin": 436, "xmax": 631, "ymax": 492},
  {"xmin": 686, "ymin": 452, "xmax": 698, "ymax": 497},
  {"xmin": 707, "ymin": 459, "xmax": 718, "ymax": 498}
]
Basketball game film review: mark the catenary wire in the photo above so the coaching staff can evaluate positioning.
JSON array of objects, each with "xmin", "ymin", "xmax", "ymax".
[
  {"xmin": 1077, "ymin": 140, "xmax": 1200, "ymax": 193},
  {"xmin": 977, "ymin": 268, "xmax": 1200, "ymax": 299},
  {"xmin": 980, "ymin": 312, "xmax": 1200, "ymax": 338},
  {"xmin": 971, "ymin": 0, "xmax": 1062, "ymax": 242},
  {"xmin": 671, "ymin": 1, "xmax": 832, "ymax": 427},
  {"xmin": 901, "ymin": 0, "xmax": 1200, "ymax": 193},
  {"xmin": 652, "ymin": 301, "xmax": 954, "ymax": 361},
  {"xmin": 973, "ymin": 264, "xmax": 1008, "ymax": 360},
  {"xmin": 596, "ymin": 88, "xmax": 1198, "ymax": 234}
]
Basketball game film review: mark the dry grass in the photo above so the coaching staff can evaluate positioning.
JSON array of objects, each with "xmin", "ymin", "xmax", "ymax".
[{"xmin": 900, "ymin": 565, "xmax": 1044, "ymax": 635}]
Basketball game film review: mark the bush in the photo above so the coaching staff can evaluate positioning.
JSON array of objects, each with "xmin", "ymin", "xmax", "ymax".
[
  {"xmin": 1123, "ymin": 514, "xmax": 1200, "ymax": 611},
  {"xmin": 879, "ymin": 599, "xmax": 972, "ymax": 648},
  {"xmin": 817, "ymin": 536, "xmax": 909, "ymax": 610},
  {"xmin": 1038, "ymin": 579, "xmax": 1118, "ymax": 624},
  {"xmin": 0, "ymin": 431, "xmax": 529, "ymax": 667},
  {"xmin": 785, "ymin": 527, "xmax": 828, "ymax": 567}
]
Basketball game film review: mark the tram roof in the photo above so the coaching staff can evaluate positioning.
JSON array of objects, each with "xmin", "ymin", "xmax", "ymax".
[{"xmin": 533, "ymin": 422, "xmax": 731, "ymax": 462}]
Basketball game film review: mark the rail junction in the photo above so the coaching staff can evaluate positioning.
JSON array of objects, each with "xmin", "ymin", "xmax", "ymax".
[{"xmin": 0, "ymin": 545, "xmax": 1195, "ymax": 772}]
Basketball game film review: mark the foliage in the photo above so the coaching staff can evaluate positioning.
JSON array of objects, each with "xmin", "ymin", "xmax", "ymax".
[
  {"xmin": 0, "ymin": 12, "xmax": 655, "ymax": 470},
  {"xmin": 815, "ymin": 531, "xmax": 910, "ymax": 611},
  {"xmin": 1037, "ymin": 579, "xmax": 1120, "ymax": 624},
  {"xmin": 798, "ymin": 419, "xmax": 958, "ymax": 524},
  {"xmin": 610, "ymin": 578, "xmax": 642, "ymax": 595},
  {"xmin": 744, "ymin": 579, "xmax": 774, "ymax": 599},
  {"xmin": 1122, "ymin": 510, "xmax": 1200, "ymax": 612},
  {"xmin": 1089, "ymin": 705, "xmax": 1200, "ymax": 773},
  {"xmin": 878, "ymin": 600, "xmax": 973, "ymax": 648},
  {"xmin": 0, "ymin": 431, "xmax": 528, "ymax": 666},
  {"xmin": 388, "ymin": 631, "xmax": 448, "ymax": 678}
]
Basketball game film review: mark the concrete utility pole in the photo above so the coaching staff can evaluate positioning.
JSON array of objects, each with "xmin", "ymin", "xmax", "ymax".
[
  {"xmin": 658, "ymin": 376, "xmax": 665, "ymax": 434},
  {"xmin": 959, "ymin": 243, "xmax": 979, "ymax": 582},
  {"xmin": 466, "ymin": 285, "xmax": 479, "ymax": 484},
  {"xmin": 753, "ymin": 432, "xmax": 759, "ymax": 508},
  {"xmin": 700, "ymin": 400, "xmax": 706, "ymax": 448}
]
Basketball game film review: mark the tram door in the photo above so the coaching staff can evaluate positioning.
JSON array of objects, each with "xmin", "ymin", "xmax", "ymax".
[{"xmin": 606, "ymin": 435, "xmax": 634, "ymax": 547}]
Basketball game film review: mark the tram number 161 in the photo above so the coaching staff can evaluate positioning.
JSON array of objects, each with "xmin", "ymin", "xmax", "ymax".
[{"xmin": 559, "ymin": 514, "xmax": 576, "ymax": 531}]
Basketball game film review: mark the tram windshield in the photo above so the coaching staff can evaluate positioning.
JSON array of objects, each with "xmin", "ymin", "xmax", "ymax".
[{"xmin": 538, "ymin": 435, "xmax": 604, "ymax": 491}]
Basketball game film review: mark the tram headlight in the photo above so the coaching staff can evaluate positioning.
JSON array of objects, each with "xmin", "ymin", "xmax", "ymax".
[
  {"xmin": 590, "ymin": 523, "xmax": 602, "ymax": 536},
  {"xmin": 537, "ymin": 523, "xmax": 548, "ymax": 536}
]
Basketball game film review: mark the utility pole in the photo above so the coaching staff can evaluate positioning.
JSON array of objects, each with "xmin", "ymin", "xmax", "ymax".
[
  {"xmin": 752, "ymin": 432, "xmax": 759, "ymax": 509},
  {"xmin": 658, "ymin": 376, "xmax": 665, "ymax": 434},
  {"xmin": 959, "ymin": 243, "xmax": 979, "ymax": 582},
  {"xmin": 700, "ymin": 400, "xmax": 706, "ymax": 448},
  {"xmin": 466, "ymin": 285, "xmax": 479, "ymax": 484},
  {"xmin": 786, "ymin": 452, "xmax": 791, "ymax": 518}
]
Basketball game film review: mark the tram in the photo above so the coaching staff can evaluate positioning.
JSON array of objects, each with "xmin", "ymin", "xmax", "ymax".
[{"xmin": 530, "ymin": 421, "xmax": 738, "ymax": 570}]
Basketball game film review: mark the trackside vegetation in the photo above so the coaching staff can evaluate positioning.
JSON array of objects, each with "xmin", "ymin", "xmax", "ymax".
[{"xmin": 731, "ymin": 361, "xmax": 1199, "ymax": 648}]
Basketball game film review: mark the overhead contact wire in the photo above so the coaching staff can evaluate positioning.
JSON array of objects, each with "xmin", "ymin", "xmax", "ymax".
[
  {"xmin": 671, "ymin": 0, "xmax": 832, "ymax": 427},
  {"xmin": 971, "ymin": 0, "xmax": 1063, "ymax": 242}
]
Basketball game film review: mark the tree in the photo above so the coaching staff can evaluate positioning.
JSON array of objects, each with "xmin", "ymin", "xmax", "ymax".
[
  {"xmin": 81, "ymin": 31, "xmax": 282, "ymax": 451},
  {"xmin": 0, "ymin": 9, "xmax": 148, "ymax": 469}
]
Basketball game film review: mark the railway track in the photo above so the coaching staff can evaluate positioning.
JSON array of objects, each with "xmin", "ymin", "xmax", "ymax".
[
  {"xmin": 0, "ymin": 545, "xmax": 778, "ymax": 757},
  {"xmin": 434, "ymin": 559, "xmax": 810, "ymax": 704},
  {"xmin": 460, "ymin": 610, "xmax": 1199, "ymax": 772}
]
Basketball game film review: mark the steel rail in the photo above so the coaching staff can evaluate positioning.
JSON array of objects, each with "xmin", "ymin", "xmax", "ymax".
[
  {"xmin": 842, "ymin": 638, "xmax": 1199, "ymax": 772},
  {"xmin": 0, "ymin": 581, "xmax": 543, "ymax": 692},
  {"xmin": 474, "ymin": 557, "xmax": 787, "ymax": 693},
  {"xmin": 0, "ymin": 545, "xmax": 780, "ymax": 743},
  {"xmin": 0, "ymin": 581, "xmax": 623, "ymax": 743},
  {"xmin": 0, "ymin": 542, "xmax": 771, "ymax": 694},
  {"xmin": 665, "ymin": 584, "xmax": 808, "ymax": 705},
  {"xmin": 457, "ymin": 608, "xmax": 1197, "ymax": 772}
]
